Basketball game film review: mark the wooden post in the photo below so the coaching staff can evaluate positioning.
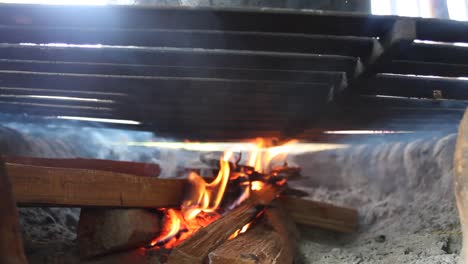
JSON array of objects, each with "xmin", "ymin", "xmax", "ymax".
[{"xmin": 0, "ymin": 157, "xmax": 28, "ymax": 264}]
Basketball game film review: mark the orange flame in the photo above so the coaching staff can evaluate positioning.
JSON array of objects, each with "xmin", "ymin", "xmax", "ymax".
[
  {"xmin": 149, "ymin": 209, "xmax": 181, "ymax": 247},
  {"xmin": 227, "ymin": 222, "xmax": 253, "ymax": 240},
  {"xmin": 150, "ymin": 139, "xmax": 296, "ymax": 248},
  {"xmin": 182, "ymin": 151, "xmax": 232, "ymax": 220}
]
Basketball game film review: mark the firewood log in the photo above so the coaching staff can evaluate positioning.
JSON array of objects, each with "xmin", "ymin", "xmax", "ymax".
[
  {"xmin": 167, "ymin": 185, "xmax": 282, "ymax": 264},
  {"xmin": 208, "ymin": 201, "xmax": 299, "ymax": 264},
  {"xmin": 5, "ymin": 156, "xmax": 160, "ymax": 177},
  {"xmin": 279, "ymin": 196, "xmax": 358, "ymax": 233},
  {"xmin": 9, "ymin": 163, "xmax": 185, "ymax": 208},
  {"xmin": 8, "ymin": 161, "xmax": 357, "ymax": 233}
]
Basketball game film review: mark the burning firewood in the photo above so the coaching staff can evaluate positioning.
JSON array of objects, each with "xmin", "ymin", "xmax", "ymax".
[
  {"xmin": 0, "ymin": 158, "xmax": 28, "ymax": 264},
  {"xmin": 167, "ymin": 185, "xmax": 283, "ymax": 264},
  {"xmin": 8, "ymin": 160, "xmax": 358, "ymax": 233},
  {"xmin": 208, "ymin": 201, "xmax": 299, "ymax": 264},
  {"xmin": 6, "ymin": 138, "xmax": 359, "ymax": 264}
]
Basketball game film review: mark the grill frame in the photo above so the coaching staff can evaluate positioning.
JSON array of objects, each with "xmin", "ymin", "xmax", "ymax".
[{"xmin": 0, "ymin": 4, "xmax": 467, "ymax": 140}]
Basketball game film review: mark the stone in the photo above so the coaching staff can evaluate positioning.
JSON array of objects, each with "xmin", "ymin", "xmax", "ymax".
[{"xmin": 78, "ymin": 209, "xmax": 160, "ymax": 258}]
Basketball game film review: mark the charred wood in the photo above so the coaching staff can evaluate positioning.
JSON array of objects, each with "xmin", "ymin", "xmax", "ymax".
[{"xmin": 167, "ymin": 185, "xmax": 282, "ymax": 264}]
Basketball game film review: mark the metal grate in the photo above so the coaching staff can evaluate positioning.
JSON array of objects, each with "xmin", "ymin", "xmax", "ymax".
[{"xmin": 0, "ymin": 4, "xmax": 466, "ymax": 140}]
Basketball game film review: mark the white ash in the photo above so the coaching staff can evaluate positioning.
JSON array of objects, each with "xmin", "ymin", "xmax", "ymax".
[{"xmin": 291, "ymin": 133, "xmax": 460, "ymax": 263}]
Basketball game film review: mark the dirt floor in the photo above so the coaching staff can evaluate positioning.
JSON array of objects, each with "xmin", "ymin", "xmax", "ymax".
[
  {"xmin": 1, "ymin": 122, "xmax": 461, "ymax": 263},
  {"xmin": 292, "ymin": 133, "xmax": 460, "ymax": 263}
]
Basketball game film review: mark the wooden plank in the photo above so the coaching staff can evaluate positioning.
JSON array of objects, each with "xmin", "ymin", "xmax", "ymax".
[
  {"xmin": 454, "ymin": 109, "xmax": 468, "ymax": 262},
  {"xmin": 279, "ymin": 196, "xmax": 358, "ymax": 233},
  {"xmin": 0, "ymin": 4, "xmax": 395, "ymax": 36},
  {"xmin": 9, "ymin": 160, "xmax": 359, "ymax": 234},
  {"xmin": 0, "ymin": 158, "xmax": 28, "ymax": 264},
  {"xmin": 0, "ymin": 26, "xmax": 374, "ymax": 58},
  {"xmin": 0, "ymin": 45, "xmax": 358, "ymax": 76},
  {"xmin": 9, "ymin": 163, "xmax": 186, "ymax": 208},
  {"xmin": 5, "ymin": 156, "xmax": 161, "ymax": 177}
]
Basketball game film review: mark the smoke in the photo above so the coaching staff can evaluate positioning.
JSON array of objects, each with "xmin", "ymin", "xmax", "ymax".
[{"xmin": 0, "ymin": 114, "xmax": 203, "ymax": 178}]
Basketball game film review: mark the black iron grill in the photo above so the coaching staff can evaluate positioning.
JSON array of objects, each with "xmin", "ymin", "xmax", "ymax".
[{"xmin": 0, "ymin": 4, "xmax": 467, "ymax": 140}]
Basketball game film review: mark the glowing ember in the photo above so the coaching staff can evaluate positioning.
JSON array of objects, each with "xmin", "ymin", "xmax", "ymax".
[
  {"xmin": 149, "ymin": 138, "xmax": 296, "ymax": 248},
  {"xmin": 251, "ymin": 181, "xmax": 264, "ymax": 191}
]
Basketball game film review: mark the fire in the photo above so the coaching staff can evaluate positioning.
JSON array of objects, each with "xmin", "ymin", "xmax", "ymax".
[
  {"xmin": 227, "ymin": 222, "xmax": 252, "ymax": 240},
  {"xmin": 182, "ymin": 151, "xmax": 232, "ymax": 220},
  {"xmin": 251, "ymin": 181, "xmax": 264, "ymax": 191},
  {"xmin": 149, "ymin": 209, "xmax": 181, "ymax": 247},
  {"xmin": 149, "ymin": 138, "xmax": 295, "ymax": 248}
]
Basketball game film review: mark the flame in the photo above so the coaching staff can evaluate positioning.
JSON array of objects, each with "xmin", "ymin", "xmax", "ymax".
[
  {"xmin": 149, "ymin": 209, "xmax": 181, "ymax": 247},
  {"xmin": 246, "ymin": 138, "xmax": 298, "ymax": 173},
  {"xmin": 227, "ymin": 222, "xmax": 253, "ymax": 240},
  {"xmin": 182, "ymin": 151, "xmax": 232, "ymax": 220},
  {"xmin": 150, "ymin": 138, "xmax": 295, "ymax": 248}
]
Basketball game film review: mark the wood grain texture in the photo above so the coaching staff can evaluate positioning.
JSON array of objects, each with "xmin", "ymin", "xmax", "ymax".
[
  {"xmin": 168, "ymin": 185, "xmax": 282, "ymax": 264},
  {"xmin": 208, "ymin": 201, "xmax": 299, "ymax": 264},
  {"xmin": 279, "ymin": 196, "xmax": 358, "ymax": 233},
  {"xmin": 5, "ymin": 156, "xmax": 161, "ymax": 177},
  {"xmin": 9, "ymin": 163, "xmax": 185, "ymax": 208},
  {"xmin": 0, "ymin": 158, "xmax": 28, "ymax": 264}
]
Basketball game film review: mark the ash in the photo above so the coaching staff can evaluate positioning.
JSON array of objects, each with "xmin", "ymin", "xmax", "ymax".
[
  {"xmin": 292, "ymin": 133, "xmax": 460, "ymax": 264},
  {"xmin": 0, "ymin": 122, "xmax": 461, "ymax": 263}
]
